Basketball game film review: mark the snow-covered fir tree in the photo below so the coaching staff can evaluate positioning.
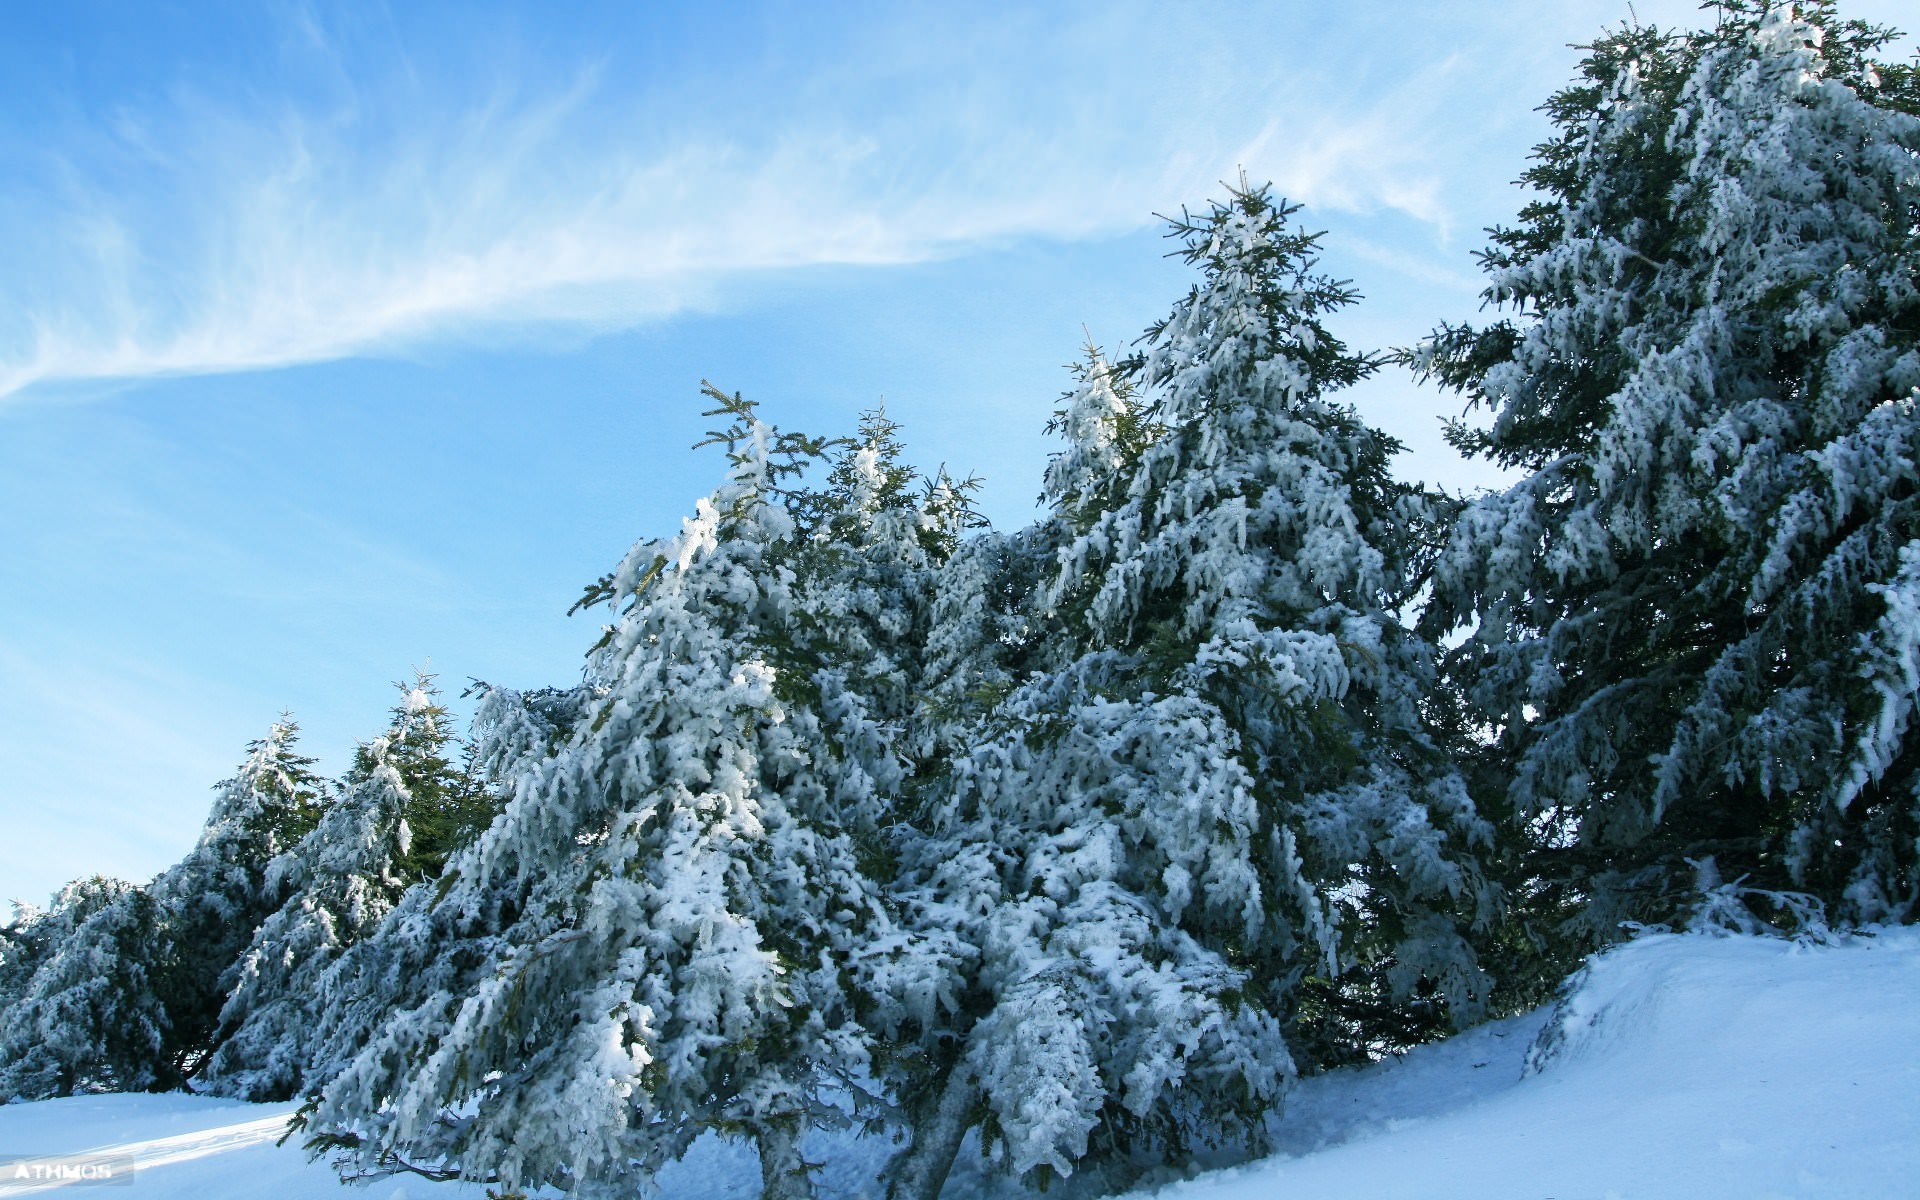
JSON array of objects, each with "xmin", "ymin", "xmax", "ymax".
[
  {"xmin": 202, "ymin": 680, "xmax": 461, "ymax": 1100},
  {"xmin": 0, "ymin": 878, "xmax": 171, "ymax": 1101},
  {"xmin": 151, "ymin": 718, "xmax": 330, "ymax": 1081},
  {"xmin": 876, "ymin": 184, "xmax": 1497, "ymax": 1196},
  {"xmin": 0, "ymin": 876, "xmax": 129, "ymax": 1019},
  {"xmin": 304, "ymin": 387, "xmax": 907, "ymax": 1200},
  {"xmin": 376, "ymin": 674, "xmax": 497, "ymax": 884},
  {"xmin": 0, "ymin": 721, "xmax": 328, "ymax": 1101},
  {"xmin": 290, "ymin": 681, "xmax": 593, "ymax": 1107},
  {"xmin": 1416, "ymin": 1, "xmax": 1920, "ymax": 937},
  {"xmin": 1040, "ymin": 345, "xmax": 1155, "ymax": 527},
  {"xmin": 785, "ymin": 403, "xmax": 936, "ymax": 815}
]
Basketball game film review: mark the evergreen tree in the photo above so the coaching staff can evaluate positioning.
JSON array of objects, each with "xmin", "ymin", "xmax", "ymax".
[
  {"xmin": 1415, "ymin": 1, "xmax": 1920, "ymax": 938},
  {"xmin": 203, "ymin": 687, "xmax": 440, "ymax": 1100},
  {"xmin": 0, "ymin": 877, "xmax": 128, "ymax": 1018},
  {"xmin": 152, "ymin": 718, "xmax": 329, "ymax": 1081},
  {"xmin": 0, "ymin": 722, "xmax": 327, "ymax": 1100},
  {"xmin": 368, "ymin": 673, "xmax": 498, "ymax": 883},
  {"xmin": 791, "ymin": 403, "xmax": 932, "ymax": 773},
  {"xmin": 293, "ymin": 681, "xmax": 593, "ymax": 1106},
  {"xmin": 305, "ymin": 387, "xmax": 893, "ymax": 1200},
  {"xmin": 0, "ymin": 878, "xmax": 169, "ymax": 1101},
  {"xmin": 1040, "ymin": 344, "xmax": 1155, "ymax": 525},
  {"xmin": 880, "ymin": 184, "xmax": 1495, "ymax": 1196}
]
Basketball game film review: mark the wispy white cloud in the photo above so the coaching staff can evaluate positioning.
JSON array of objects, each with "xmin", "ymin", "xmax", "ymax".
[{"xmin": 0, "ymin": 2, "xmax": 1592, "ymax": 401}]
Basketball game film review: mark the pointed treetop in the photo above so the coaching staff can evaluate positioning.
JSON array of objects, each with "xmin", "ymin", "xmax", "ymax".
[
  {"xmin": 1041, "ymin": 340, "xmax": 1152, "ymax": 519},
  {"xmin": 1139, "ymin": 179, "xmax": 1375, "ymax": 433}
]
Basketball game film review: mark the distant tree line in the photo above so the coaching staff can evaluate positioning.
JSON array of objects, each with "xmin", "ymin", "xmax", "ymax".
[{"xmin": 2, "ymin": 4, "xmax": 1914, "ymax": 1197}]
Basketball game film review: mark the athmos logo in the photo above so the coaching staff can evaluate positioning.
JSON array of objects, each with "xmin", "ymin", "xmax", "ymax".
[{"xmin": 0, "ymin": 1154, "xmax": 136, "ymax": 1189}]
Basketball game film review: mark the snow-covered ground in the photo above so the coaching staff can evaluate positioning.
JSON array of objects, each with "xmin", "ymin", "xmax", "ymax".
[{"xmin": 2, "ymin": 928, "xmax": 1914, "ymax": 1199}]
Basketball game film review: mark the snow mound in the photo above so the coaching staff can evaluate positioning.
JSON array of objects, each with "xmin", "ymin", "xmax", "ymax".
[
  {"xmin": 1138, "ymin": 927, "xmax": 1920, "ymax": 1200},
  {"xmin": 0, "ymin": 930, "xmax": 1914, "ymax": 1199}
]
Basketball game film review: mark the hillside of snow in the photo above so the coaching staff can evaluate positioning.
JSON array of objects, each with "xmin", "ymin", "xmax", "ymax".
[{"xmin": 2, "ymin": 927, "xmax": 1914, "ymax": 1200}]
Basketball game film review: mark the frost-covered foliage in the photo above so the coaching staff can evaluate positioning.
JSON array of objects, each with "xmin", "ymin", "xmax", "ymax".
[
  {"xmin": 0, "ymin": 722, "xmax": 328, "ymax": 1103},
  {"xmin": 203, "ymin": 683, "xmax": 453, "ymax": 1101},
  {"xmin": 1417, "ymin": 1, "xmax": 1920, "ymax": 937},
  {"xmin": 1068, "ymin": 187, "xmax": 1496, "ymax": 1036},
  {"xmin": 874, "ymin": 184, "xmax": 1496, "ymax": 1197},
  {"xmin": 1041, "ymin": 346, "xmax": 1154, "ymax": 524},
  {"xmin": 151, "ymin": 720, "xmax": 331, "ymax": 1080},
  {"xmin": 303, "ymin": 387, "xmax": 937, "ymax": 1200},
  {"xmin": 0, "ymin": 877, "xmax": 128, "ymax": 1017},
  {"xmin": 0, "ymin": 878, "xmax": 169, "ymax": 1101},
  {"xmin": 292, "ymin": 682, "xmax": 591, "ymax": 1105},
  {"xmin": 373, "ymin": 674, "xmax": 496, "ymax": 885},
  {"xmin": 790, "ymin": 404, "xmax": 957, "ymax": 800},
  {"xmin": 880, "ymin": 671, "xmax": 1296, "ymax": 1195}
]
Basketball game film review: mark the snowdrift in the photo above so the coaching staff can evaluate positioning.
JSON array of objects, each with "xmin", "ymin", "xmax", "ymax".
[
  {"xmin": 1166, "ymin": 926, "xmax": 1920, "ymax": 1200},
  {"xmin": 0, "ymin": 928, "xmax": 1913, "ymax": 1199}
]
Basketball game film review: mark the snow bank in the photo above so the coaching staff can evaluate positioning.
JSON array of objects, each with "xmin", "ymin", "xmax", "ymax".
[
  {"xmin": 1140, "ymin": 927, "xmax": 1920, "ymax": 1200},
  {"xmin": 0, "ymin": 929, "xmax": 1914, "ymax": 1199}
]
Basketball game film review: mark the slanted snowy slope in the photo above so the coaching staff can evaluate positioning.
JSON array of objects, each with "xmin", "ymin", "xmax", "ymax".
[
  {"xmin": 0, "ymin": 929, "xmax": 1914, "ymax": 1199},
  {"xmin": 1144, "ymin": 928, "xmax": 1920, "ymax": 1200}
]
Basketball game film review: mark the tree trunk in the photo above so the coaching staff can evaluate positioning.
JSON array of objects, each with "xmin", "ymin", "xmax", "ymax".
[
  {"xmin": 883, "ymin": 1065, "xmax": 976, "ymax": 1200},
  {"xmin": 755, "ymin": 1116, "xmax": 814, "ymax": 1200}
]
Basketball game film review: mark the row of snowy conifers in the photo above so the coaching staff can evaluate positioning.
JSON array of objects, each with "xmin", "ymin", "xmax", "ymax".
[{"xmin": 3, "ymin": 5, "xmax": 1918, "ymax": 1198}]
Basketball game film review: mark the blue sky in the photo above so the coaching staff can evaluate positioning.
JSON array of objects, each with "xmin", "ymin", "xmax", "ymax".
[{"xmin": 3, "ymin": 0, "xmax": 1911, "ymax": 908}]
